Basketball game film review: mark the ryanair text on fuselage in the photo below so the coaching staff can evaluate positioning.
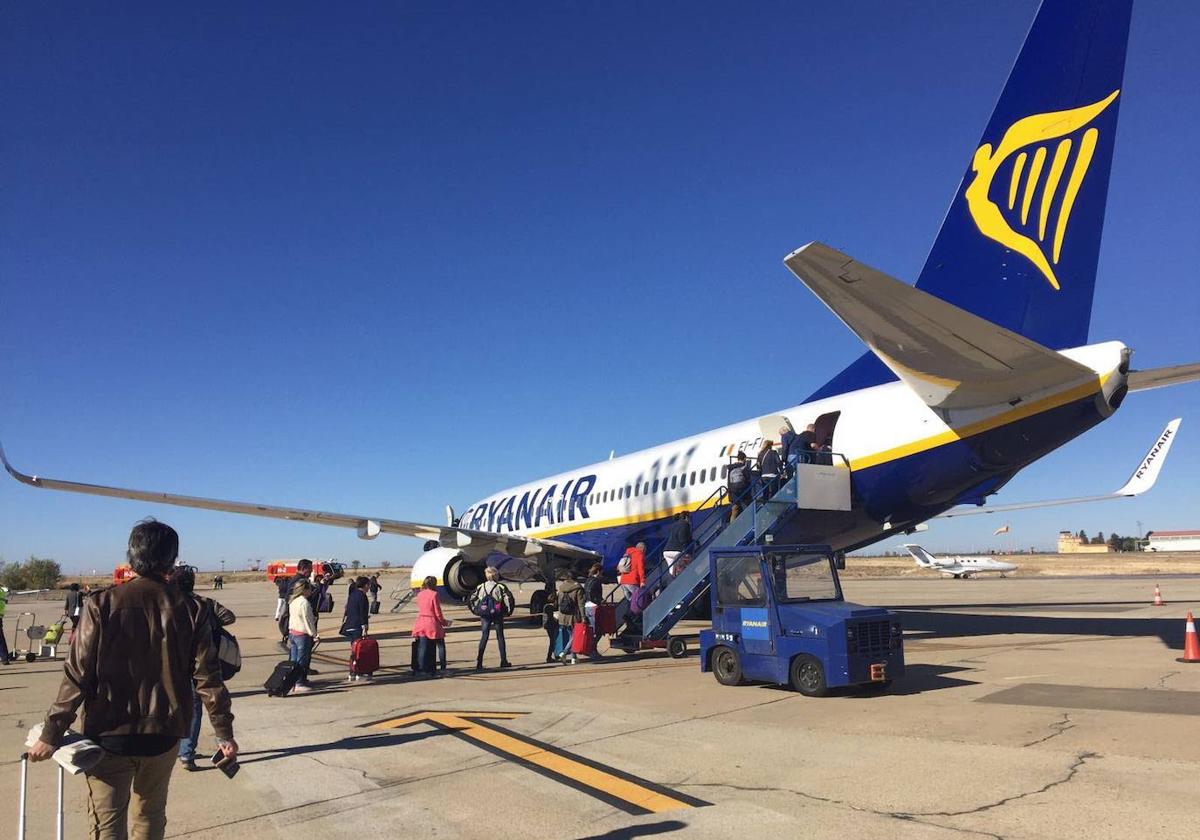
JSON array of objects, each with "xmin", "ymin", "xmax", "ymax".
[{"xmin": 463, "ymin": 475, "xmax": 597, "ymax": 534}]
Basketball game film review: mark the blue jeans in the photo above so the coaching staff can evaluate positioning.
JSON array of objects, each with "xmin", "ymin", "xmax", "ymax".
[
  {"xmin": 289, "ymin": 634, "xmax": 313, "ymax": 685},
  {"xmin": 178, "ymin": 689, "xmax": 203, "ymax": 761},
  {"xmin": 555, "ymin": 625, "xmax": 572, "ymax": 657},
  {"xmin": 418, "ymin": 636, "xmax": 447, "ymax": 673}
]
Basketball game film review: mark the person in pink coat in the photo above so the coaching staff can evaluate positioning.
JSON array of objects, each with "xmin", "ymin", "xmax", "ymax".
[{"xmin": 412, "ymin": 576, "xmax": 450, "ymax": 675}]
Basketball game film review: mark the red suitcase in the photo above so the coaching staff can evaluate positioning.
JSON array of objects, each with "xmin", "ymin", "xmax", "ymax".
[
  {"xmin": 594, "ymin": 604, "xmax": 617, "ymax": 636},
  {"xmin": 571, "ymin": 622, "xmax": 594, "ymax": 655},
  {"xmin": 350, "ymin": 637, "xmax": 379, "ymax": 676}
]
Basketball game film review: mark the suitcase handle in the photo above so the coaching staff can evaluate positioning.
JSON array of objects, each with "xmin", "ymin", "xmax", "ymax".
[{"xmin": 16, "ymin": 754, "xmax": 65, "ymax": 840}]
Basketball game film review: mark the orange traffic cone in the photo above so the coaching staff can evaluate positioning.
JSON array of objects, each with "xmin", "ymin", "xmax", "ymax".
[
  {"xmin": 1178, "ymin": 612, "xmax": 1200, "ymax": 664},
  {"xmin": 1153, "ymin": 585, "xmax": 1164, "ymax": 607}
]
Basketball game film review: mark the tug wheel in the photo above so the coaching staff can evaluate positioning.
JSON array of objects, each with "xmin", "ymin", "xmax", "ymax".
[
  {"xmin": 712, "ymin": 646, "xmax": 744, "ymax": 686},
  {"xmin": 667, "ymin": 637, "xmax": 688, "ymax": 659},
  {"xmin": 790, "ymin": 654, "xmax": 828, "ymax": 697}
]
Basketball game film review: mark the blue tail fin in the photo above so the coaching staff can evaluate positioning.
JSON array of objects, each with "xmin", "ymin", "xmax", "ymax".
[{"xmin": 809, "ymin": 0, "xmax": 1133, "ymax": 401}]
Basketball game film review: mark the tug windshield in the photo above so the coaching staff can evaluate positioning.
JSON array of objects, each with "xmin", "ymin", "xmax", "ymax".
[{"xmin": 771, "ymin": 552, "xmax": 839, "ymax": 602}]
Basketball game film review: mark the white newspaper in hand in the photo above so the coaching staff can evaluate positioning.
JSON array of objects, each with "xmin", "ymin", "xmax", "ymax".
[{"xmin": 25, "ymin": 724, "xmax": 104, "ymax": 775}]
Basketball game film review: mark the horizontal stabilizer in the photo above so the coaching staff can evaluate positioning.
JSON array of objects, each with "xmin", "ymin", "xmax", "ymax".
[
  {"xmin": 1127, "ymin": 362, "xmax": 1200, "ymax": 393},
  {"xmin": 783, "ymin": 242, "xmax": 1096, "ymax": 409},
  {"xmin": 937, "ymin": 418, "xmax": 1180, "ymax": 517}
]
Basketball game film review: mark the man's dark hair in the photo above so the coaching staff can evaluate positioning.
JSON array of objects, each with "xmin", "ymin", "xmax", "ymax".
[
  {"xmin": 297, "ymin": 559, "xmax": 313, "ymax": 573},
  {"xmin": 69, "ymin": 583, "xmax": 80, "ymax": 592},
  {"xmin": 127, "ymin": 519, "xmax": 179, "ymax": 577},
  {"xmin": 354, "ymin": 576, "xmax": 369, "ymax": 589},
  {"xmin": 173, "ymin": 566, "xmax": 196, "ymax": 594}
]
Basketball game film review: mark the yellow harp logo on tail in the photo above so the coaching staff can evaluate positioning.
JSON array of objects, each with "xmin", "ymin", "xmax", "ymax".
[{"xmin": 965, "ymin": 90, "xmax": 1119, "ymax": 291}]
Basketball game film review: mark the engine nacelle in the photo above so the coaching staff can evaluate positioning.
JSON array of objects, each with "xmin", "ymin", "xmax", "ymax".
[{"xmin": 410, "ymin": 546, "xmax": 486, "ymax": 602}]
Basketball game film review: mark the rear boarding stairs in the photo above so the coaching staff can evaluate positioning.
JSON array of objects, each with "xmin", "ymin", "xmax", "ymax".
[{"xmin": 604, "ymin": 456, "xmax": 852, "ymax": 657}]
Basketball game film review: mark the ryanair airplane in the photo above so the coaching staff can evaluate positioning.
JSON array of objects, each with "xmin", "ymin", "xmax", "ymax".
[{"xmin": 3, "ymin": 0, "xmax": 1198, "ymax": 606}]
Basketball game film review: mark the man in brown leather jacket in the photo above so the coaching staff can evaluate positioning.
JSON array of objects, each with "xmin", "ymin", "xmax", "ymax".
[{"xmin": 27, "ymin": 519, "xmax": 237, "ymax": 840}]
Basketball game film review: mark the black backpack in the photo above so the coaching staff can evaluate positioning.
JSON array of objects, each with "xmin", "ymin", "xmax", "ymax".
[
  {"xmin": 214, "ymin": 625, "xmax": 242, "ymax": 681},
  {"xmin": 558, "ymin": 590, "xmax": 577, "ymax": 616}
]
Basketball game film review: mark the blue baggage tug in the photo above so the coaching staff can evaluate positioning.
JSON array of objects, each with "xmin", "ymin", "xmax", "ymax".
[{"xmin": 698, "ymin": 544, "xmax": 904, "ymax": 696}]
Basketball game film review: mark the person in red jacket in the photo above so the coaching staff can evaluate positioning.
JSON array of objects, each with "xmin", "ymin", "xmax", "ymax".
[{"xmin": 618, "ymin": 541, "xmax": 646, "ymax": 598}]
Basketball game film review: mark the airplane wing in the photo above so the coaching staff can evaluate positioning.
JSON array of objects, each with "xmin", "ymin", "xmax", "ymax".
[
  {"xmin": 0, "ymin": 442, "xmax": 599, "ymax": 563},
  {"xmin": 936, "ymin": 417, "xmax": 1181, "ymax": 518},
  {"xmin": 1128, "ymin": 362, "xmax": 1200, "ymax": 393},
  {"xmin": 782, "ymin": 242, "xmax": 1097, "ymax": 410}
]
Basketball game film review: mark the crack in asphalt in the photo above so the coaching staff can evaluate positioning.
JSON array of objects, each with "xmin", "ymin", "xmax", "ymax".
[
  {"xmin": 301, "ymin": 754, "xmax": 379, "ymax": 786},
  {"xmin": 676, "ymin": 751, "xmax": 1098, "ymax": 839},
  {"xmin": 1153, "ymin": 670, "xmax": 1180, "ymax": 691},
  {"xmin": 1021, "ymin": 712, "xmax": 1074, "ymax": 747}
]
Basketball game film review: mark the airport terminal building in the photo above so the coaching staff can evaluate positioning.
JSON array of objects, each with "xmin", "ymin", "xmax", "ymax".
[{"xmin": 1144, "ymin": 530, "xmax": 1200, "ymax": 552}]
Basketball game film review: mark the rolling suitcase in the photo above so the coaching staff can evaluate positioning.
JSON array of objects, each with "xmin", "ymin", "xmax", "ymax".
[
  {"xmin": 571, "ymin": 622, "xmax": 594, "ymax": 655},
  {"xmin": 17, "ymin": 752, "xmax": 65, "ymax": 840},
  {"xmin": 370, "ymin": 600, "xmax": 381, "ymax": 615},
  {"xmin": 351, "ymin": 637, "xmax": 380, "ymax": 676},
  {"xmin": 264, "ymin": 660, "xmax": 306, "ymax": 697},
  {"xmin": 594, "ymin": 603, "xmax": 617, "ymax": 636},
  {"xmin": 410, "ymin": 638, "xmax": 439, "ymax": 672}
]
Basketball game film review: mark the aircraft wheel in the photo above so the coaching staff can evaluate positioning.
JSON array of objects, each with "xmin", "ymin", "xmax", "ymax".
[
  {"xmin": 712, "ymin": 646, "xmax": 744, "ymax": 686},
  {"xmin": 790, "ymin": 654, "xmax": 827, "ymax": 697},
  {"xmin": 667, "ymin": 637, "xmax": 688, "ymax": 659}
]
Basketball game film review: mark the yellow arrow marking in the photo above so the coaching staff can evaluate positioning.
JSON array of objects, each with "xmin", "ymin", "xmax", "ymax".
[{"xmin": 371, "ymin": 711, "xmax": 707, "ymax": 814}]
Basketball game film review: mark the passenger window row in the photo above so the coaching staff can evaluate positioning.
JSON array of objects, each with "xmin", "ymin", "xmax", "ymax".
[{"xmin": 586, "ymin": 465, "xmax": 724, "ymax": 506}]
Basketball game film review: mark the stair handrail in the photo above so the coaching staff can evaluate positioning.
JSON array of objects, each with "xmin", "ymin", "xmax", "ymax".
[{"xmin": 599, "ymin": 483, "xmax": 731, "ymax": 613}]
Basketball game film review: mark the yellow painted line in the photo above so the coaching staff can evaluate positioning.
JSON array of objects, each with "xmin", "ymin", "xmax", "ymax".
[{"xmin": 372, "ymin": 711, "xmax": 706, "ymax": 813}]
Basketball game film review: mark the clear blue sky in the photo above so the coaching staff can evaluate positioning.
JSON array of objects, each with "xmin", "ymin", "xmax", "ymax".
[{"xmin": 3, "ymin": 2, "xmax": 1198, "ymax": 572}]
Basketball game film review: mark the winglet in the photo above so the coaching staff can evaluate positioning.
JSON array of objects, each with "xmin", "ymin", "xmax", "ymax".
[
  {"xmin": 1113, "ymin": 418, "xmax": 1182, "ymax": 496},
  {"xmin": 0, "ymin": 439, "xmax": 38, "ymax": 487}
]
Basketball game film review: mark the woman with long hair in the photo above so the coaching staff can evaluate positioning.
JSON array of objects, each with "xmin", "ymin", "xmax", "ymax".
[
  {"xmin": 411, "ymin": 575, "xmax": 450, "ymax": 676},
  {"xmin": 287, "ymin": 579, "xmax": 318, "ymax": 693}
]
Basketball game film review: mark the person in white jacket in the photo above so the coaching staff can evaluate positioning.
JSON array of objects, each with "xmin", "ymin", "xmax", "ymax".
[{"xmin": 287, "ymin": 580, "xmax": 319, "ymax": 694}]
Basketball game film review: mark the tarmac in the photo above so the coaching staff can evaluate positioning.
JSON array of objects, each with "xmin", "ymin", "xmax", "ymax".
[{"xmin": 4, "ymin": 573, "xmax": 1200, "ymax": 839}]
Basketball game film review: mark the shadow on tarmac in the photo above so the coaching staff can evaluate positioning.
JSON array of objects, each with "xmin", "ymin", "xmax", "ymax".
[
  {"xmin": 895, "ymin": 609, "xmax": 1186, "ymax": 649},
  {"xmin": 576, "ymin": 821, "xmax": 688, "ymax": 839},
  {"xmin": 237, "ymin": 728, "xmax": 449, "ymax": 765}
]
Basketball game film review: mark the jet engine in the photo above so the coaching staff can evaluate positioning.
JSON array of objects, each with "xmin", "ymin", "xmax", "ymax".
[{"xmin": 409, "ymin": 545, "xmax": 485, "ymax": 601}]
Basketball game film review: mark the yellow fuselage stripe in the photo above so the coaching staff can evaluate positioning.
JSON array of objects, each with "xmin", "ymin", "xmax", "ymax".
[{"xmin": 521, "ymin": 374, "xmax": 1106, "ymax": 541}]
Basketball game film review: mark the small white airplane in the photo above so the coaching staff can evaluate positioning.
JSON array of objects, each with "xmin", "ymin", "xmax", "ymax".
[
  {"xmin": 903, "ymin": 545, "xmax": 1017, "ymax": 579},
  {"xmin": 1, "ymin": 1, "xmax": 1197, "ymax": 611}
]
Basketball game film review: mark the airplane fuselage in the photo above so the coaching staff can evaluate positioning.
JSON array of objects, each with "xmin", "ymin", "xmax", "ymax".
[{"xmin": 450, "ymin": 342, "xmax": 1127, "ymax": 582}]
